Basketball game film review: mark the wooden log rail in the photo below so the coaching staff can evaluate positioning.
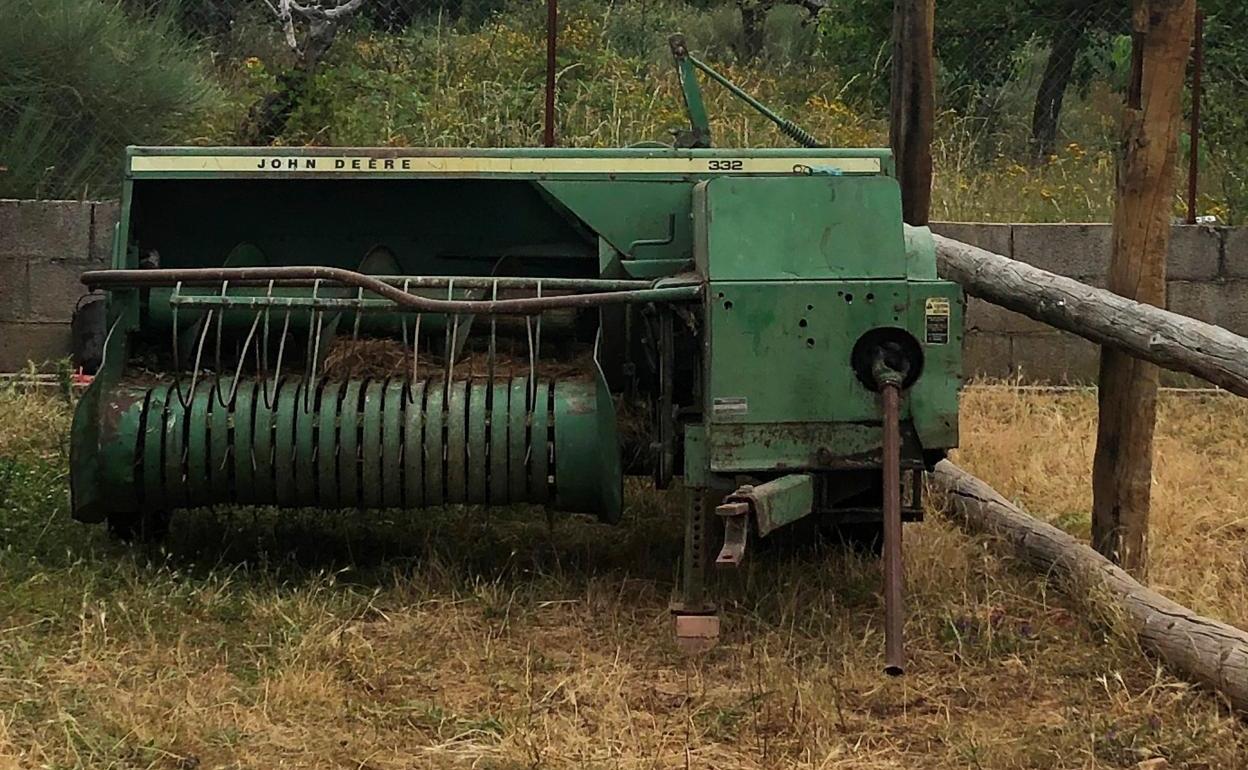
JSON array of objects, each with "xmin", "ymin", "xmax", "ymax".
[
  {"xmin": 932, "ymin": 234, "xmax": 1248, "ymax": 397},
  {"xmin": 932, "ymin": 461, "xmax": 1248, "ymax": 711}
]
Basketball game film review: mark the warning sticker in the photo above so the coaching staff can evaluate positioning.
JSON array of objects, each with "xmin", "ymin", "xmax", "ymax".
[
  {"xmin": 712, "ymin": 397, "xmax": 749, "ymax": 416},
  {"xmin": 924, "ymin": 297, "xmax": 951, "ymax": 345}
]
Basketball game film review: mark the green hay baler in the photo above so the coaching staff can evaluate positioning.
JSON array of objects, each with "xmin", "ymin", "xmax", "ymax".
[{"xmin": 69, "ymin": 39, "xmax": 963, "ymax": 667}]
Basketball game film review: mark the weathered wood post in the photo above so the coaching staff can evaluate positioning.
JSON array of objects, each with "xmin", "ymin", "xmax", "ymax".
[
  {"xmin": 889, "ymin": 0, "xmax": 934, "ymax": 225},
  {"xmin": 1092, "ymin": 0, "xmax": 1196, "ymax": 578}
]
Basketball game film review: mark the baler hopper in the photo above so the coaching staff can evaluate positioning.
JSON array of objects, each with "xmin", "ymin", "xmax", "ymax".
[{"xmin": 70, "ymin": 39, "xmax": 963, "ymax": 668}]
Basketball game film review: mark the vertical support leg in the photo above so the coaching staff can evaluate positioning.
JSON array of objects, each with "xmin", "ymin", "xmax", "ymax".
[
  {"xmin": 672, "ymin": 487, "xmax": 720, "ymax": 652},
  {"xmin": 881, "ymin": 381, "xmax": 905, "ymax": 676}
]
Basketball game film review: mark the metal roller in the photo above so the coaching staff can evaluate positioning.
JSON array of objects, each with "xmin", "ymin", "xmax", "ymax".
[{"xmin": 93, "ymin": 375, "xmax": 621, "ymax": 523}]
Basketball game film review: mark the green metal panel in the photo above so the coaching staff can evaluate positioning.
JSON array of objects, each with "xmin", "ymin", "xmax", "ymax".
[
  {"xmin": 508, "ymin": 377, "xmax": 528, "ymax": 501},
  {"xmin": 692, "ymin": 176, "xmax": 908, "ymax": 281},
  {"xmin": 337, "ymin": 380, "xmax": 362, "ymax": 506},
  {"xmin": 403, "ymin": 382, "xmax": 426, "ymax": 508},
  {"xmin": 187, "ymin": 382, "xmax": 214, "ymax": 504},
  {"xmin": 361, "ymin": 380, "xmax": 385, "ymax": 508},
  {"xmin": 251, "ymin": 384, "xmax": 276, "ymax": 504},
  {"xmin": 142, "ymin": 385, "xmax": 170, "ymax": 510},
  {"xmin": 705, "ymin": 278, "xmax": 961, "ymax": 470},
  {"xmin": 423, "ymin": 385, "xmax": 445, "ymax": 506},
  {"xmin": 294, "ymin": 383, "xmax": 318, "ymax": 506},
  {"xmin": 317, "ymin": 381, "xmax": 342, "ymax": 507},
  {"xmin": 467, "ymin": 381, "xmax": 488, "ymax": 504},
  {"xmin": 489, "ymin": 381, "xmax": 510, "ymax": 504},
  {"xmin": 163, "ymin": 388, "xmax": 188, "ymax": 509},
  {"xmin": 445, "ymin": 382, "xmax": 468, "ymax": 504},
  {"xmin": 529, "ymin": 382, "xmax": 550, "ymax": 504},
  {"xmin": 382, "ymin": 381, "xmax": 406, "ymax": 508},
  {"xmin": 552, "ymin": 375, "xmax": 622, "ymax": 522},
  {"xmin": 209, "ymin": 387, "xmax": 231, "ymax": 500},
  {"xmin": 233, "ymin": 382, "xmax": 256, "ymax": 505},
  {"xmin": 274, "ymin": 379, "xmax": 299, "ymax": 505},
  {"xmin": 537, "ymin": 181, "xmax": 692, "ymax": 262}
]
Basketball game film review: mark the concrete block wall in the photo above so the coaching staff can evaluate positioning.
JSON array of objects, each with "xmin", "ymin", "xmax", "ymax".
[
  {"xmin": 0, "ymin": 200, "xmax": 118, "ymax": 370},
  {"xmin": 0, "ymin": 200, "xmax": 1244, "ymax": 382},
  {"xmin": 930, "ymin": 222, "xmax": 1247, "ymax": 383}
]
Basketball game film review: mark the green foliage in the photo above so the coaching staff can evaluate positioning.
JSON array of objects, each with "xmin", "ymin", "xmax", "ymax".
[{"xmin": 0, "ymin": 0, "xmax": 226, "ymax": 199}]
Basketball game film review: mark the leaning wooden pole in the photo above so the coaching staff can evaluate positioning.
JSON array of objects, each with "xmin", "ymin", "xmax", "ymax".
[
  {"xmin": 932, "ymin": 460, "xmax": 1248, "ymax": 712},
  {"xmin": 1093, "ymin": 0, "xmax": 1196, "ymax": 577},
  {"xmin": 931, "ymin": 234, "xmax": 1248, "ymax": 398},
  {"xmin": 889, "ymin": 0, "xmax": 934, "ymax": 225}
]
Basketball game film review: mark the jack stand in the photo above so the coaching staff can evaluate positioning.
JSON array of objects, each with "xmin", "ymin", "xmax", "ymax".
[{"xmin": 672, "ymin": 488, "xmax": 722, "ymax": 653}]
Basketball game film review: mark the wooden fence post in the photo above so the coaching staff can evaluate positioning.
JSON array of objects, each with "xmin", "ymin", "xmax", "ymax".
[
  {"xmin": 889, "ymin": 0, "xmax": 934, "ymax": 226},
  {"xmin": 1092, "ymin": 0, "xmax": 1196, "ymax": 578}
]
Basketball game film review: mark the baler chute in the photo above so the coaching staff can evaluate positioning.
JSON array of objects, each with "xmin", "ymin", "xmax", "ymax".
[{"xmin": 70, "ymin": 41, "xmax": 964, "ymax": 668}]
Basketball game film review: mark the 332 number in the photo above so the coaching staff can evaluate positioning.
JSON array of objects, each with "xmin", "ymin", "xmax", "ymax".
[{"xmin": 707, "ymin": 160, "xmax": 744, "ymax": 171}]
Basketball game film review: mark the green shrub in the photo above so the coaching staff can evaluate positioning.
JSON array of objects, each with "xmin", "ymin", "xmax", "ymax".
[{"xmin": 0, "ymin": 0, "xmax": 225, "ymax": 199}]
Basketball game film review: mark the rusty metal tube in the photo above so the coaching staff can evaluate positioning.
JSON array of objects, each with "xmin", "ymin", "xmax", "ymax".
[
  {"xmin": 80, "ymin": 266, "xmax": 700, "ymax": 315},
  {"xmin": 881, "ymin": 379, "xmax": 905, "ymax": 676}
]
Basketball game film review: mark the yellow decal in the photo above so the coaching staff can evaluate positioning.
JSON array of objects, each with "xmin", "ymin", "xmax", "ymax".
[{"xmin": 129, "ymin": 154, "xmax": 882, "ymax": 175}]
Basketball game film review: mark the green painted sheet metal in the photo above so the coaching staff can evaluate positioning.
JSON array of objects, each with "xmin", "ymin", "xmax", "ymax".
[
  {"xmin": 529, "ymin": 382, "xmax": 550, "ymax": 504},
  {"xmin": 274, "ymin": 379, "xmax": 299, "ymax": 505},
  {"xmin": 692, "ymin": 176, "xmax": 907, "ymax": 281},
  {"xmin": 316, "ymin": 381, "xmax": 340, "ymax": 507},
  {"xmin": 445, "ymin": 382, "xmax": 468, "ymax": 504},
  {"xmin": 163, "ymin": 387, "xmax": 188, "ymax": 509},
  {"xmin": 294, "ymin": 382, "xmax": 318, "ymax": 506},
  {"xmin": 508, "ymin": 377, "xmax": 528, "ymax": 502},
  {"xmin": 382, "ymin": 381, "xmax": 406, "ymax": 508},
  {"xmin": 467, "ymin": 381, "xmax": 489, "ymax": 504},
  {"xmin": 552, "ymin": 375, "xmax": 622, "ymax": 522},
  {"xmin": 142, "ymin": 385, "xmax": 170, "ymax": 510},
  {"xmin": 251, "ymin": 383, "xmax": 276, "ymax": 504},
  {"xmin": 403, "ymin": 382, "xmax": 426, "ymax": 507},
  {"xmin": 423, "ymin": 384, "xmax": 445, "ymax": 506},
  {"xmin": 209, "ymin": 387, "xmax": 231, "ymax": 499},
  {"xmin": 187, "ymin": 382, "xmax": 213, "ymax": 504},
  {"xmin": 489, "ymin": 380, "xmax": 510, "ymax": 504},
  {"xmin": 337, "ymin": 380, "xmax": 362, "ymax": 506},
  {"xmin": 361, "ymin": 380, "xmax": 385, "ymax": 508}
]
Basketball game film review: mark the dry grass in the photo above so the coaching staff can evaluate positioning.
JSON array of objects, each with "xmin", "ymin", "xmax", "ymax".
[{"xmin": 1, "ymin": 383, "xmax": 1247, "ymax": 769}]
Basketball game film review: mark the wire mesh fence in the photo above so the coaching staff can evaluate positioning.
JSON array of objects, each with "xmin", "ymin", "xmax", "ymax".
[{"xmin": 0, "ymin": 0, "xmax": 1244, "ymax": 224}]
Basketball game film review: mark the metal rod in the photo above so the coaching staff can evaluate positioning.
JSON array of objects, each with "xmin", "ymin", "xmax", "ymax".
[
  {"xmin": 685, "ymin": 53, "xmax": 824, "ymax": 148},
  {"xmin": 544, "ymin": 0, "xmax": 558, "ymax": 147},
  {"xmin": 881, "ymin": 379, "xmax": 905, "ymax": 677},
  {"xmin": 1186, "ymin": 7, "xmax": 1204, "ymax": 225},
  {"xmin": 135, "ymin": 274, "xmax": 656, "ymax": 291},
  {"xmin": 82, "ymin": 267, "xmax": 701, "ymax": 315}
]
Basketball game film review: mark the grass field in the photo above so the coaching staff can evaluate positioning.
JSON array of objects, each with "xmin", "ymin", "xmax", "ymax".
[{"xmin": 1, "ymin": 384, "xmax": 1246, "ymax": 769}]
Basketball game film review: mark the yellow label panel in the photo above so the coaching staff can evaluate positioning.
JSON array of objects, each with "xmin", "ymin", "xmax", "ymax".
[{"xmin": 129, "ymin": 154, "xmax": 883, "ymax": 175}]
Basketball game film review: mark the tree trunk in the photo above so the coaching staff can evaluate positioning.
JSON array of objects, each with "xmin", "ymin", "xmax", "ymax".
[
  {"xmin": 738, "ymin": 0, "xmax": 771, "ymax": 62},
  {"xmin": 889, "ymin": 0, "xmax": 935, "ymax": 225},
  {"xmin": 1030, "ymin": 15, "xmax": 1090, "ymax": 160},
  {"xmin": 931, "ymin": 233, "xmax": 1248, "ymax": 398},
  {"xmin": 932, "ymin": 460, "xmax": 1248, "ymax": 713},
  {"xmin": 1092, "ymin": 0, "xmax": 1195, "ymax": 579}
]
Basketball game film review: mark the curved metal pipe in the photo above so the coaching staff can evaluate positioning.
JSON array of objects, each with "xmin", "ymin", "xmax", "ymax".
[{"xmin": 81, "ymin": 266, "xmax": 701, "ymax": 315}]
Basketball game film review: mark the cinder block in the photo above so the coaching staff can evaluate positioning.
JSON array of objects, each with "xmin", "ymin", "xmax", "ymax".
[
  {"xmin": 26, "ymin": 259, "xmax": 90, "ymax": 323},
  {"xmin": 1224, "ymin": 228, "xmax": 1248, "ymax": 278},
  {"xmin": 1012, "ymin": 223, "xmax": 1111, "ymax": 279},
  {"xmin": 1166, "ymin": 225, "xmax": 1220, "ymax": 281},
  {"xmin": 0, "ymin": 257, "xmax": 28, "ymax": 321},
  {"xmin": 1167, "ymin": 280, "xmax": 1248, "ymax": 336},
  {"xmin": 1011, "ymin": 332, "xmax": 1099, "ymax": 384},
  {"xmin": 90, "ymin": 201, "xmax": 121, "ymax": 263},
  {"xmin": 964, "ymin": 296, "xmax": 1049, "ymax": 334},
  {"xmin": 930, "ymin": 222, "xmax": 1012, "ymax": 257},
  {"xmin": 0, "ymin": 199, "xmax": 92, "ymax": 260},
  {"xmin": 962, "ymin": 331, "xmax": 1011, "ymax": 380},
  {"xmin": 0, "ymin": 322, "xmax": 72, "ymax": 371}
]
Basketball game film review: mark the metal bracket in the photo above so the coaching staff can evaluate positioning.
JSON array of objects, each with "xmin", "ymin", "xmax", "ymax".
[{"xmin": 713, "ymin": 473, "xmax": 815, "ymax": 569}]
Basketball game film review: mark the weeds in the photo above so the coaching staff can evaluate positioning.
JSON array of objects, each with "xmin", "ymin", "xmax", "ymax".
[{"xmin": 0, "ymin": 386, "xmax": 1246, "ymax": 767}]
